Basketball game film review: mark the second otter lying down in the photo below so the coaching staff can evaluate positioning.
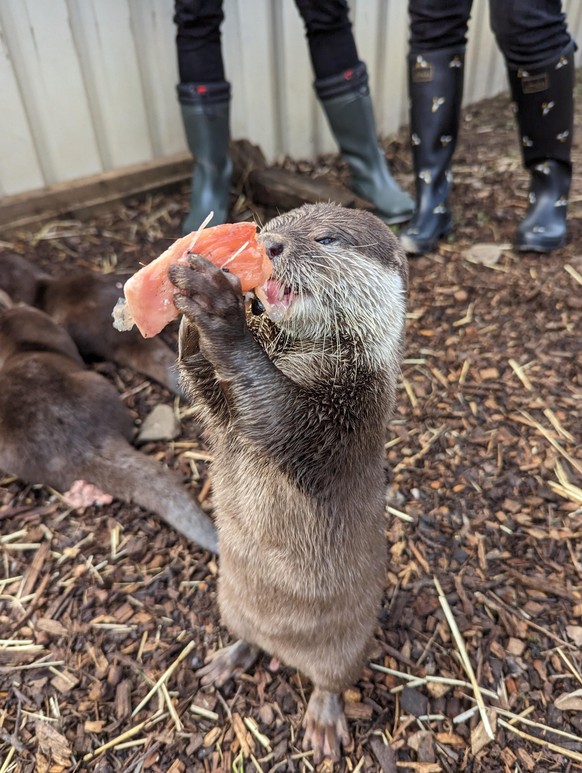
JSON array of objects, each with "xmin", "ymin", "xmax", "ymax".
[
  {"xmin": 0, "ymin": 301, "xmax": 217, "ymax": 553},
  {"xmin": 170, "ymin": 203, "xmax": 408, "ymax": 761},
  {"xmin": 0, "ymin": 252, "xmax": 180, "ymax": 392}
]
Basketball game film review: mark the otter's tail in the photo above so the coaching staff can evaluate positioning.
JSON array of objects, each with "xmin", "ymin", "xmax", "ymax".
[{"xmin": 80, "ymin": 436, "xmax": 218, "ymax": 553}]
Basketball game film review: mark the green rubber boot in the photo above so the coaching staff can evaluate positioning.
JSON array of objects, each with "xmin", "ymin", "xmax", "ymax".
[
  {"xmin": 316, "ymin": 63, "xmax": 414, "ymax": 225},
  {"xmin": 178, "ymin": 80, "xmax": 232, "ymax": 234}
]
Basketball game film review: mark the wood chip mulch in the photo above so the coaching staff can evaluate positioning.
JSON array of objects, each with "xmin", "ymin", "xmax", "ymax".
[{"xmin": 0, "ymin": 76, "xmax": 581, "ymax": 773}]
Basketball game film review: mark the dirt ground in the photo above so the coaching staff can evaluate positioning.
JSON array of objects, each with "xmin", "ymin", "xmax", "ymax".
[{"xmin": 0, "ymin": 74, "xmax": 581, "ymax": 773}]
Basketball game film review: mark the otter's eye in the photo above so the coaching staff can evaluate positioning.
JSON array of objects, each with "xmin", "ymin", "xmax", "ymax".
[{"xmin": 315, "ymin": 236, "xmax": 336, "ymax": 245}]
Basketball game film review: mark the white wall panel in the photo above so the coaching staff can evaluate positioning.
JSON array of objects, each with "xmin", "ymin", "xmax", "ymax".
[
  {"xmin": 66, "ymin": 0, "xmax": 153, "ymax": 169},
  {"xmin": 225, "ymin": 0, "xmax": 279, "ymax": 160},
  {"xmin": 377, "ymin": 0, "xmax": 410, "ymax": 135},
  {"xmin": 0, "ymin": 0, "xmax": 102, "ymax": 186},
  {"xmin": 128, "ymin": 0, "xmax": 184, "ymax": 158},
  {"xmin": 0, "ymin": 0, "xmax": 580, "ymax": 198},
  {"xmin": 564, "ymin": 0, "xmax": 582, "ymax": 67},
  {"xmin": 0, "ymin": 22, "xmax": 44, "ymax": 195},
  {"xmin": 277, "ymin": 1, "xmax": 319, "ymax": 160}
]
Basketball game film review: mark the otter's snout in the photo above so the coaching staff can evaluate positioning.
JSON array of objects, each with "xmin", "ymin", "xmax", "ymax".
[{"xmin": 261, "ymin": 238, "xmax": 285, "ymax": 260}]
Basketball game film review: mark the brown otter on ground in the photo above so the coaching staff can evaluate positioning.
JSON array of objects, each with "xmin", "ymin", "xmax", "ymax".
[
  {"xmin": 0, "ymin": 252, "xmax": 180, "ymax": 392},
  {"xmin": 0, "ymin": 299, "xmax": 217, "ymax": 552},
  {"xmin": 169, "ymin": 202, "xmax": 408, "ymax": 761}
]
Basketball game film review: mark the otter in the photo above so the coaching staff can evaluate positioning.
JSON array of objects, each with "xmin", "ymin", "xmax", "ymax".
[
  {"xmin": 0, "ymin": 300, "xmax": 217, "ymax": 553},
  {"xmin": 169, "ymin": 202, "xmax": 408, "ymax": 761},
  {"xmin": 0, "ymin": 252, "xmax": 180, "ymax": 393}
]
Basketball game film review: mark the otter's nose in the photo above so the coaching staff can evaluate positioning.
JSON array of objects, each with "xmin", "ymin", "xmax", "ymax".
[{"xmin": 263, "ymin": 240, "xmax": 284, "ymax": 259}]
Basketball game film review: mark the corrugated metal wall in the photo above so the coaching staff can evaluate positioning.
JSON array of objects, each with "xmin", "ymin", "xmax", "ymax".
[{"xmin": 1, "ymin": 0, "xmax": 581, "ymax": 198}]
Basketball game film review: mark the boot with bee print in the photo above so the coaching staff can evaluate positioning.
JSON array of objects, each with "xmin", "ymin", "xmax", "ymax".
[
  {"xmin": 506, "ymin": 44, "xmax": 575, "ymax": 253},
  {"xmin": 400, "ymin": 46, "xmax": 465, "ymax": 256}
]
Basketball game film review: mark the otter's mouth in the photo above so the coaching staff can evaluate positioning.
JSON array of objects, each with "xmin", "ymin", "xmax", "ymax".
[
  {"xmin": 265, "ymin": 279, "xmax": 294, "ymax": 306},
  {"xmin": 258, "ymin": 278, "xmax": 295, "ymax": 322}
]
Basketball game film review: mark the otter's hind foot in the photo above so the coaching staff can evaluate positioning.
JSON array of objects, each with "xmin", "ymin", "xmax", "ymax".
[
  {"xmin": 302, "ymin": 689, "xmax": 351, "ymax": 763},
  {"xmin": 197, "ymin": 640, "xmax": 259, "ymax": 688}
]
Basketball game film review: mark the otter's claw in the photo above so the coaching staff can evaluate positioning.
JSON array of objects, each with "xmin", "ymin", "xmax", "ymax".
[
  {"xmin": 302, "ymin": 690, "xmax": 351, "ymax": 764},
  {"xmin": 197, "ymin": 640, "xmax": 259, "ymax": 688}
]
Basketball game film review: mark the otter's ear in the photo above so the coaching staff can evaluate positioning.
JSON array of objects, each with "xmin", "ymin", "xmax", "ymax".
[{"xmin": 0, "ymin": 289, "xmax": 13, "ymax": 312}]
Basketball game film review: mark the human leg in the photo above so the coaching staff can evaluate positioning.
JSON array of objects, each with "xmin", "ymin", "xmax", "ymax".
[
  {"xmin": 174, "ymin": 0, "xmax": 232, "ymax": 232},
  {"xmin": 490, "ymin": 0, "xmax": 576, "ymax": 251},
  {"xmin": 400, "ymin": 0, "xmax": 472, "ymax": 254},
  {"xmin": 295, "ymin": 0, "xmax": 414, "ymax": 224}
]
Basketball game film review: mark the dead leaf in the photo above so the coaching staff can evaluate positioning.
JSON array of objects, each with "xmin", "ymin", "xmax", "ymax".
[
  {"xmin": 408, "ymin": 730, "xmax": 436, "ymax": 763},
  {"xmin": 35, "ymin": 618, "xmax": 68, "ymax": 637},
  {"xmin": 471, "ymin": 709, "xmax": 497, "ymax": 755},
  {"xmin": 435, "ymin": 731, "xmax": 466, "ymax": 746},
  {"xmin": 463, "ymin": 243, "xmax": 502, "ymax": 265},
  {"xmin": 506, "ymin": 637, "xmax": 526, "ymax": 656},
  {"xmin": 35, "ymin": 721, "xmax": 72, "ymax": 773},
  {"xmin": 426, "ymin": 680, "xmax": 451, "ymax": 698},
  {"xmin": 554, "ymin": 689, "xmax": 582, "ymax": 711}
]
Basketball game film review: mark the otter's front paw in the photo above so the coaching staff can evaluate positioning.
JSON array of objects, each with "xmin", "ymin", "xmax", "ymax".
[{"xmin": 169, "ymin": 255, "xmax": 246, "ymax": 345}]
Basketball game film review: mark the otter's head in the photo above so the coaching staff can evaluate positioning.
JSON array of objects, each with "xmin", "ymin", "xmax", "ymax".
[
  {"xmin": 0, "ymin": 253, "xmax": 50, "ymax": 306},
  {"xmin": 257, "ymin": 203, "xmax": 408, "ymax": 347},
  {"xmin": 0, "ymin": 305, "xmax": 83, "ymax": 370}
]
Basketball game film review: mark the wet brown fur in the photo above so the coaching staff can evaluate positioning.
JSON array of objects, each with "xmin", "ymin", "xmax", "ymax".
[
  {"xmin": 173, "ymin": 203, "xmax": 408, "ymax": 693},
  {"xmin": 0, "ymin": 252, "xmax": 180, "ymax": 392},
  {"xmin": 0, "ymin": 304, "xmax": 217, "ymax": 552}
]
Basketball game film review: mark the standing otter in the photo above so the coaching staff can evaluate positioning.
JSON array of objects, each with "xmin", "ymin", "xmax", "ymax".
[
  {"xmin": 169, "ymin": 202, "xmax": 407, "ymax": 761},
  {"xmin": 0, "ymin": 301, "xmax": 217, "ymax": 552},
  {"xmin": 0, "ymin": 252, "xmax": 180, "ymax": 392}
]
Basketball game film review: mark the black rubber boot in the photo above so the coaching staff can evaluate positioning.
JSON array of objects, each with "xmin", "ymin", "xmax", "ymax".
[
  {"xmin": 399, "ymin": 46, "xmax": 465, "ymax": 256},
  {"xmin": 506, "ymin": 44, "xmax": 575, "ymax": 253},
  {"xmin": 316, "ymin": 63, "xmax": 414, "ymax": 225},
  {"xmin": 178, "ymin": 80, "xmax": 232, "ymax": 234}
]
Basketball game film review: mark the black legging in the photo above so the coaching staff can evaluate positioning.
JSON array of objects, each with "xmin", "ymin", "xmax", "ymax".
[
  {"xmin": 174, "ymin": 0, "xmax": 360, "ymax": 84},
  {"xmin": 409, "ymin": 0, "xmax": 574, "ymax": 67}
]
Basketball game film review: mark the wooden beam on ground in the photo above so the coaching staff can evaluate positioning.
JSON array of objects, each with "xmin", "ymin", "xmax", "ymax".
[
  {"xmin": 231, "ymin": 139, "xmax": 374, "ymax": 213},
  {"xmin": 0, "ymin": 153, "xmax": 193, "ymax": 234},
  {"xmin": 243, "ymin": 166, "xmax": 375, "ymax": 212}
]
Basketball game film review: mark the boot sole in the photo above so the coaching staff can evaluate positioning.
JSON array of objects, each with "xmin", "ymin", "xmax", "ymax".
[
  {"xmin": 516, "ymin": 235, "xmax": 566, "ymax": 253},
  {"xmin": 400, "ymin": 219, "xmax": 453, "ymax": 256}
]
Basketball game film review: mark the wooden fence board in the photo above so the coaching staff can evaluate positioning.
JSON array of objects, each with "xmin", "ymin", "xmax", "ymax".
[
  {"xmin": 128, "ymin": 0, "xmax": 184, "ymax": 158},
  {"xmin": 0, "ymin": 0, "xmax": 101, "ymax": 186},
  {"xmin": 66, "ymin": 0, "xmax": 153, "ymax": 169},
  {"xmin": 0, "ymin": 24, "xmax": 44, "ymax": 195}
]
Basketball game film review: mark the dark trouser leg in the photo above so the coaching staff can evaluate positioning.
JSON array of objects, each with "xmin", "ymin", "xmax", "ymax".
[
  {"xmin": 295, "ymin": 0, "xmax": 414, "ymax": 224},
  {"xmin": 490, "ymin": 0, "xmax": 576, "ymax": 252},
  {"xmin": 293, "ymin": 0, "xmax": 360, "ymax": 78},
  {"xmin": 174, "ymin": 1, "xmax": 232, "ymax": 233},
  {"xmin": 174, "ymin": 0, "xmax": 226, "ymax": 82},
  {"xmin": 489, "ymin": 0, "xmax": 573, "ymax": 69},
  {"xmin": 407, "ymin": 0, "xmax": 474, "ymax": 52}
]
